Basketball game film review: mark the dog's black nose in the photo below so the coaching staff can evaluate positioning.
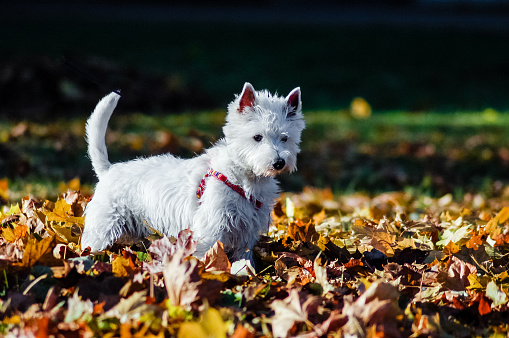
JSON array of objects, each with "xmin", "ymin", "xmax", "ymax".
[{"xmin": 273, "ymin": 158, "xmax": 286, "ymax": 170}]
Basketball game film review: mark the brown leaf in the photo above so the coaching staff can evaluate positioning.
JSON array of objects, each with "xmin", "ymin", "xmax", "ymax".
[
  {"xmin": 313, "ymin": 310, "xmax": 347, "ymax": 336},
  {"xmin": 342, "ymin": 281, "xmax": 401, "ymax": 336},
  {"xmin": 202, "ymin": 241, "xmax": 231, "ymax": 273},
  {"xmin": 438, "ymin": 256, "xmax": 477, "ymax": 291},
  {"xmin": 270, "ymin": 289, "xmax": 321, "ymax": 338}
]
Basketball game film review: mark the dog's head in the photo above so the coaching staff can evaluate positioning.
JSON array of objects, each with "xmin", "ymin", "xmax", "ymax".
[{"xmin": 224, "ymin": 82, "xmax": 305, "ymax": 177}]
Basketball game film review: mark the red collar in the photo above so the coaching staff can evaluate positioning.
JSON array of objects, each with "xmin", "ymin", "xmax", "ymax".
[{"xmin": 196, "ymin": 168, "xmax": 262, "ymax": 209}]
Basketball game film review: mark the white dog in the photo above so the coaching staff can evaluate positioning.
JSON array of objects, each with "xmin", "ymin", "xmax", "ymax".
[{"xmin": 81, "ymin": 83, "xmax": 305, "ymax": 261}]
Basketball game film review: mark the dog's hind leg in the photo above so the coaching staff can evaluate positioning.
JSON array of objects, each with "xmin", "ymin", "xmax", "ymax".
[{"xmin": 82, "ymin": 199, "xmax": 129, "ymax": 252}]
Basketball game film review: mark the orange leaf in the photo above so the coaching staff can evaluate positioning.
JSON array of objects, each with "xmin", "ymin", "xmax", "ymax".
[
  {"xmin": 231, "ymin": 325, "xmax": 255, "ymax": 338},
  {"xmin": 344, "ymin": 259, "xmax": 364, "ymax": 269},
  {"xmin": 287, "ymin": 219, "xmax": 319, "ymax": 243},
  {"xmin": 312, "ymin": 209, "xmax": 327, "ymax": 226},
  {"xmin": 93, "ymin": 301, "xmax": 106, "ymax": 315},
  {"xmin": 478, "ymin": 295, "xmax": 491, "ymax": 316},
  {"xmin": 466, "ymin": 234, "xmax": 483, "ymax": 250}
]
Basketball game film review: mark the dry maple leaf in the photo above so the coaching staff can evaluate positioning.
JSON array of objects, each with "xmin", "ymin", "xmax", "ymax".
[
  {"xmin": 144, "ymin": 229, "xmax": 198, "ymax": 274},
  {"xmin": 439, "ymin": 256, "xmax": 477, "ymax": 291},
  {"xmin": 201, "ymin": 241, "xmax": 231, "ymax": 273},
  {"xmin": 270, "ymin": 289, "xmax": 321, "ymax": 338},
  {"xmin": 484, "ymin": 207, "xmax": 509, "ymax": 238},
  {"xmin": 342, "ymin": 281, "xmax": 402, "ymax": 336},
  {"xmin": 163, "ymin": 249, "xmax": 201, "ymax": 307},
  {"xmin": 15, "ymin": 235, "xmax": 56, "ymax": 268},
  {"xmin": 466, "ymin": 233, "xmax": 483, "ymax": 250},
  {"xmin": 286, "ymin": 219, "xmax": 320, "ymax": 243},
  {"xmin": 2, "ymin": 224, "xmax": 28, "ymax": 243},
  {"xmin": 112, "ymin": 253, "xmax": 136, "ymax": 277}
]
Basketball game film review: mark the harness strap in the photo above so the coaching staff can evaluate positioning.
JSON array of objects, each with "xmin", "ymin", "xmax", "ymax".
[{"xmin": 197, "ymin": 168, "xmax": 262, "ymax": 209}]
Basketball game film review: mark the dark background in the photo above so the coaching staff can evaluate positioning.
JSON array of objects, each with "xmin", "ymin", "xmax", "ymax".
[{"xmin": 2, "ymin": 1, "xmax": 509, "ymax": 118}]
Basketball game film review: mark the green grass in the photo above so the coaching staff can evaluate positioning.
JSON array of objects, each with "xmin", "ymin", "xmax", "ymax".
[{"xmin": 2, "ymin": 109, "xmax": 509, "ymax": 201}]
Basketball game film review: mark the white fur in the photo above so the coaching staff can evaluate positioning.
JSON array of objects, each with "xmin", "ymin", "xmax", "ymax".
[{"xmin": 81, "ymin": 83, "xmax": 305, "ymax": 261}]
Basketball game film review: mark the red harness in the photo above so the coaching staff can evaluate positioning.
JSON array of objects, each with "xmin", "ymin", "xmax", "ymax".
[{"xmin": 196, "ymin": 168, "xmax": 262, "ymax": 209}]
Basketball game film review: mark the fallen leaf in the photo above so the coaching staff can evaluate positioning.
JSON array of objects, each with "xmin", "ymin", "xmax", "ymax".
[
  {"xmin": 16, "ymin": 235, "xmax": 56, "ymax": 268},
  {"xmin": 478, "ymin": 295, "xmax": 491, "ymax": 316},
  {"xmin": 466, "ymin": 233, "xmax": 483, "ymax": 250},
  {"xmin": 2, "ymin": 224, "xmax": 28, "ymax": 243},
  {"xmin": 112, "ymin": 253, "xmax": 136, "ymax": 277},
  {"xmin": 486, "ymin": 281, "xmax": 508, "ymax": 308},
  {"xmin": 202, "ymin": 241, "xmax": 231, "ymax": 273},
  {"xmin": 287, "ymin": 219, "xmax": 319, "ymax": 243},
  {"xmin": 163, "ymin": 249, "xmax": 201, "ymax": 307},
  {"xmin": 270, "ymin": 289, "xmax": 321, "ymax": 338}
]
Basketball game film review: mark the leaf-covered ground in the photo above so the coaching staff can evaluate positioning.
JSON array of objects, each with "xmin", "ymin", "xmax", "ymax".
[{"xmin": 1, "ymin": 185, "xmax": 509, "ymax": 337}]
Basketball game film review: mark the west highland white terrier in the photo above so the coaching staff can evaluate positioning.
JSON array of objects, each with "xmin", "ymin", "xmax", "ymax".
[{"xmin": 81, "ymin": 83, "xmax": 305, "ymax": 262}]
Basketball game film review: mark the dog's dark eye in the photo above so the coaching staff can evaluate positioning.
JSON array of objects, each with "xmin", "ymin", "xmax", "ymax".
[
  {"xmin": 253, "ymin": 135, "xmax": 263, "ymax": 142},
  {"xmin": 281, "ymin": 136, "xmax": 288, "ymax": 142}
]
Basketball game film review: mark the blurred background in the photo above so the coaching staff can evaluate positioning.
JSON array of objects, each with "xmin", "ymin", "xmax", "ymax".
[{"xmin": 1, "ymin": 1, "xmax": 509, "ymax": 201}]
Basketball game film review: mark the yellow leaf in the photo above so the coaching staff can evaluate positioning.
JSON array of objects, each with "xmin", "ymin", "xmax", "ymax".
[
  {"xmin": 200, "ymin": 271, "xmax": 231, "ymax": 283},
  {"xmin": 2, "ymin": 315, "xmax": 21, "ymax": 325},
  {"xmin": 2, "ymin": 224, "xmax": 28, "ymax": 243},
  {"xmin": 112, "ymin": 254, "xmax": 135, "ymax": 277},
  {"xmin": 496, "ymin": 270, "xmax": 509, "ymax": 283},
  {"xmin": 443, "ymin": 241, "xmax": 460, "ymax": 255},
  {"xmin": 45, "ymin": 197, "xmax": 84, "ymax": 225},
  {"xmin": 2, "ymin": 204, "xmax": 20, "ymax": 217},
  {"xmin": 16, "ymin": 235, "xmax": 55, "ymax": 268},
  {"xmin": 177, "ymin": 308, "xmax": 227, "ymax": 338},
  {"xmin": 177, "ymin": 322, "xmax": 207, "ymax": 338},
  {"xmin": 485, "ymin": 207, "xmax": 509, "ymax": 236},
  {"xmin": 467, "ymin": 274, "xmax": 490, "ymax": 290},
  {"xmin": 200, "ymin": 307, "xmax": 227, "ymax": 338},
  {"xmin": 51, "ymin": 223, "xmax": 81, "ymax": 244}
]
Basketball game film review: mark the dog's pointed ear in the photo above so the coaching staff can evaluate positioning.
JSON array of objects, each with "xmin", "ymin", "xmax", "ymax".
[
  {"xmin": 238, "ymin": 82, "xmax": 256, "ymax": 113},
  {"xmin": 286, "ymin": 87, "xmax": 301, "ymax": 117}
]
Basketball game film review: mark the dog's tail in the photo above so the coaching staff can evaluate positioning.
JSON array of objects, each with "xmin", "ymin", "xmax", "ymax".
[{"xmin": 86, "ymin": 92, "xmax": 120, "ymax": 177}]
